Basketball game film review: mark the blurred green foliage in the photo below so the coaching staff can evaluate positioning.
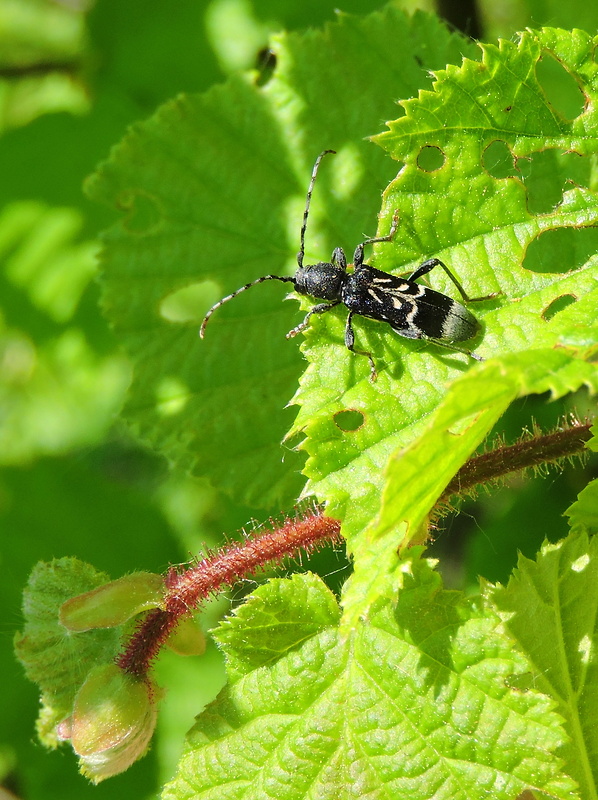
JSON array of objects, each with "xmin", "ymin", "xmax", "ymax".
[{"xmin": 2, "ymin": 0, "xmax": 596, "ymax": 798}]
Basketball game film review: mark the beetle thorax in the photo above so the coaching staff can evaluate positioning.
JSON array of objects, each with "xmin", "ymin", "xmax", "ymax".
[{"xmin": 294, "ymin": 262, "xmax": 346, "ymax": 301}]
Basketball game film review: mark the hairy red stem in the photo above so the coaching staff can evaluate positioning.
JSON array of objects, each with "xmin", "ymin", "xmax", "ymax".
[
  {"xmin": 117, "ymin": 510, "xmax": 342, "ymax": 677},
  {"xmin": 440, "ymin": 421, "xmax": 592, "ymax": 505}
]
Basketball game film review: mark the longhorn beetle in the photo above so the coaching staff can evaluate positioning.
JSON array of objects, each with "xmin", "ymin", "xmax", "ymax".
[{"xmin": 200, "ymin": 149, "xmax": 494, "ymax": 380}]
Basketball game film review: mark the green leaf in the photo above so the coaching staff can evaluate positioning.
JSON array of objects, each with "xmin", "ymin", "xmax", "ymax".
[
  {"xmin": 491, "ymin": 532, "xmax": 598, "ymax": 799},
  {"xmin": 164, "ymin": 568, "xmax": 576, "ymax": 800},
  {"xmin": 341, "ymin": 350, "xmax": 598, "ymax": 622},
  {"xmin": 294, "ymin": 27, "xmax": 598, "ymax": 538},
  {"xmin": 85, "ymin": 7, "xmax": 478, "ymax": 508},
  {"xmin": 565, "ymin": 482, "xmax": 598, "ymax": 534},
  {"xmin": 212, "ymin": 571, "xmax": 341, "ymax": 682},
  {"xmin": 14, "ymin": 558, "xmax": 121, "ymax": 747}
]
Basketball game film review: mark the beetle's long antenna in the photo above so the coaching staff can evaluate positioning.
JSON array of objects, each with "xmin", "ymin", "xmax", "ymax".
[
  {"xmin": 199, "ymin": 275, "xmax": 295, "ymax": 338},
  {"xmin": 297, "ymin": 149, "xmax": 336, "ymax": 268}
]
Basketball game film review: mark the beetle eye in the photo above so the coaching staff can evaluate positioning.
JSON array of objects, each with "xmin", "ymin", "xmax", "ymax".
[{"xmin": 293, "ymin": 268, "xmax": 308, "ymax": 295}]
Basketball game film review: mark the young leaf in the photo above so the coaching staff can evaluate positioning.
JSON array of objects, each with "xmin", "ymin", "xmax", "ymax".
[
  {"xmin": 60, "ymin": 572, "xmax": 165, "ymax": 632},
  {"xmin": 164, "ymin": 569, "xmax": 576, "ymax": 800}
]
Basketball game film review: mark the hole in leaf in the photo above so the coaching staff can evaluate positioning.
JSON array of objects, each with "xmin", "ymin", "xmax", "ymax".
[
  {"xmin": 255, "ymin": 47, "xmax": 276, "ymax": 86},
  {"xmin": 119, "ymin": 190, "xmax": 163, "ymax": 234},
  {"xmin": 517, "ymin": 150, "xmax": 588, "ymax": 214},
  {"xmin": 160, "ymin": 281, "xmax": 222, "ymax": 323},
  {"xmin": 333, "ymin": 409, "xmax": 365, "ymax": 432},
  {"xmin": 416, "ymin": 145, "xmax": 445, "ymax": 172},
  {"xmin": 535, "ymin": 53, "xmax": 585, "ymax": 120},
  {"xmin": 522, "ymin": 226, "xmax": 598, "ymax": 274},
  {"xmin": 482, "ymin": 141, "xmax": 517, "ymax": 179},
  {"xmin": 206, "ymin": 0, "xmax": 271, "ymax": 73},
  {"xmin": 541, "ymin": 294, "xmax": 577, "ymax": 321}
]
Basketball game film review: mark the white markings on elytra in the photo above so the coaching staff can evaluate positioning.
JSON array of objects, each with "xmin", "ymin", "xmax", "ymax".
[
  {"xmin": 406, "ymin": 303, "xmax": 419, "ymax": 326},
  {"xmin": 367, "ymin": 287, "xmax": 385, "ymax": 302}
]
